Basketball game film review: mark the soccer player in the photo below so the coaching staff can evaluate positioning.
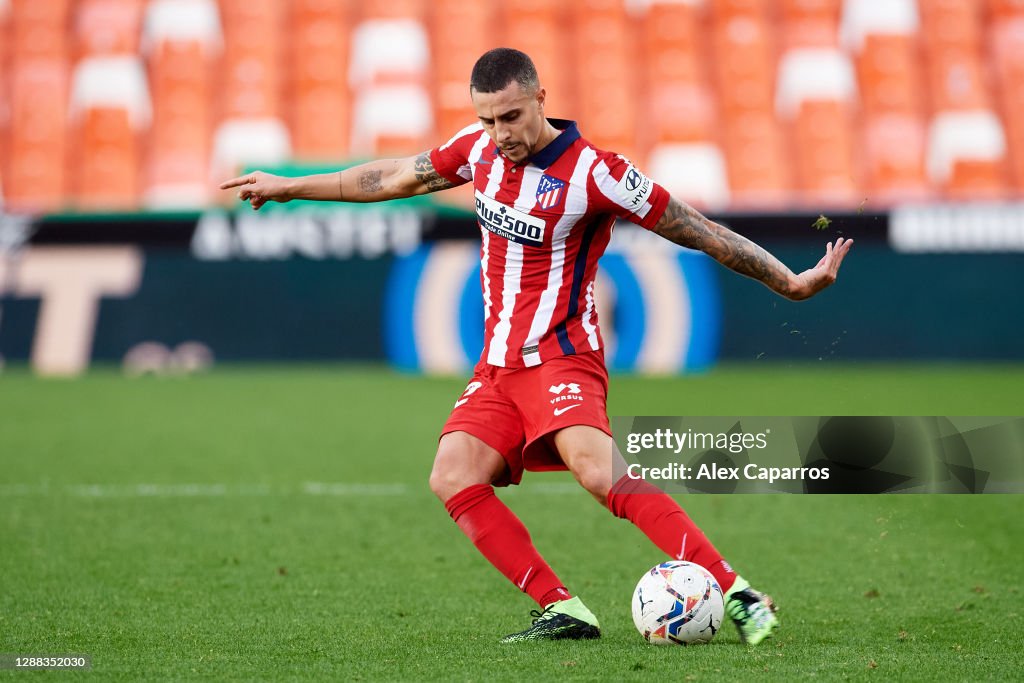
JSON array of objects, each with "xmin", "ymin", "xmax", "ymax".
[{"xmin": 221, "ymin": 48, "xmax": 853, "ymax": 645}]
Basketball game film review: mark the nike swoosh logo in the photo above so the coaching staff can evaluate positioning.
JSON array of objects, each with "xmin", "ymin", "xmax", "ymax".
[
  {"xmin": 676, "ymin": 533, "xmax": 688, "ymax": 561},
  {"xmin": 454, "ymin": 398, "xmax": 469, "ymax": 408},
  {"xmin": 517, "ymin": 566, "xmax": 533, "ymax": 589},
  {"xmin": 553, "ymin": 404, "xmax": 582, "ymax": 416}
]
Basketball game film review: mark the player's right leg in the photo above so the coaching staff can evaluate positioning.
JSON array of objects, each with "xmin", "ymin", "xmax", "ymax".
[{"xmin": 430, "ymin": 431, "xmax": 600, "ymax": 642}]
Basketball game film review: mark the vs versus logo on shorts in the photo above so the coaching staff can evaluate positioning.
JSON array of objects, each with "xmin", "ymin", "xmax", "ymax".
[{"xmin": 549, "ymin": 383, "xmax": 583, "ymax": 416}]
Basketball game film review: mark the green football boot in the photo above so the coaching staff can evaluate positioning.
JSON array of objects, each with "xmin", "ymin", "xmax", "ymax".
[
  {"xmin": 500, "ymin": 596, "xmax": 601, "ymax": 643},
  {"xmin": 725, "ymin": 577, "xmax": 779, "ymax": 645}
]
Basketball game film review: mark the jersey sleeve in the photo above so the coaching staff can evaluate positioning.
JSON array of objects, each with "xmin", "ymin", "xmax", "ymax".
[
  {"xmin": 428, "ymin": 123, "xmax": 485, "ymax": 187},
  {"xmin": 589, "ymin": 152, "xmax": 671, "ymax": 230}
]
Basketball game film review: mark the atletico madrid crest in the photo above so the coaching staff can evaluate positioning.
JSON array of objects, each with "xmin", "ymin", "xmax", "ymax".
[{"xmin": 535, "ymin": 174, "xmax": 566, "ymax": 210}]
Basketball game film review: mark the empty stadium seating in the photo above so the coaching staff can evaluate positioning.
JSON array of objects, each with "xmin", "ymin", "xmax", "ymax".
[{"xmin": 1, "ymin": 0, "xmax": 1023, "ymax": 214}]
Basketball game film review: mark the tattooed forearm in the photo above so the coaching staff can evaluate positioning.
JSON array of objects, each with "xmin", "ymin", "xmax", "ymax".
[
  {"xmin": 413, "ymin": 152, "xmax": 456, "ymax": 193},
  {"xmin": 653, "ymin": 198, "xmax": 795, "ymax": 297},
  {"xmin": 358, "ymin": 170, "xmax": 383, "ymax": 194}
]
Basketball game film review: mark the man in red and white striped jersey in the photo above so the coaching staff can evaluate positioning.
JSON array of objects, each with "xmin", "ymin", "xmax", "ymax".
[{"xmin": 222, "ymin": 48, "xmax": 852, "ymax": 645}]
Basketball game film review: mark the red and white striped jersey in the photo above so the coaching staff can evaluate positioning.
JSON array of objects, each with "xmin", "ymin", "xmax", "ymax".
[{"xmin": 430, "ymin": 119, "xmax": 671, "ymax": 368}]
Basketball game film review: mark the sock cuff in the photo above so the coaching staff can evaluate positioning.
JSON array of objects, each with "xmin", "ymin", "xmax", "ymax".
[{"xmin": 444, "ymin": 483, "xmax": 495, "ymax": 522}]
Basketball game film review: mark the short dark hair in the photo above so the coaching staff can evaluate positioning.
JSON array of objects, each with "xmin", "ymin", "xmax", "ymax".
[{"xmin": 470, "ymin": 48, "xmax": 539, "ymax": 94}]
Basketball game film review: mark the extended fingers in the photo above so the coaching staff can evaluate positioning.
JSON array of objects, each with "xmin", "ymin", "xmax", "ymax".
[{"xmin": 219, "ymin": 174, "xmax": 256, "ymax": 190}]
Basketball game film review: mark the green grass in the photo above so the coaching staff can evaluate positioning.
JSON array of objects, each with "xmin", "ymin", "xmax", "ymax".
[{"xmin": 1, "ymin": 363, "xmax": 1022, "ymax": 680}]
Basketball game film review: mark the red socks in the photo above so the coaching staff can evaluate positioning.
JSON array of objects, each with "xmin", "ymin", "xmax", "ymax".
[
  {"xmin": 444, "ymin": 479, "xmax": 736, "ymax": 605},
  {"xmin": 444, "ymin": 484, "xmax": 571, "ymax": 607},
  {"xmin": 606, "ymin": 475, "xmax": 737, "ymax": 593}
]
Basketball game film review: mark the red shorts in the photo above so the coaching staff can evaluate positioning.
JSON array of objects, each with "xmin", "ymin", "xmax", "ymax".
[{"xmin": 440, "ymin": 350, "xmax": 611, "ymax": 486}]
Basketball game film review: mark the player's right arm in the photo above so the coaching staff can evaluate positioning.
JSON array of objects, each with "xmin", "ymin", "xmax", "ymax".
[{"xmin": 219, "ymin": 151, "xmax": 457, "ymax": 211}]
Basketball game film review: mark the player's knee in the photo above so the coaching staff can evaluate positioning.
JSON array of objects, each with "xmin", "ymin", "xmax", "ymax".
[
  {"xmin": 566, "ymin": 452, "xmax": 612, "ymax": 502},
  {"xmin": 428, "ymin": 456, "xmax": 465, "ymax": 502},
  {"xmin": 429, "ymin": 433, "xmax": 503, "ymax": 502}
]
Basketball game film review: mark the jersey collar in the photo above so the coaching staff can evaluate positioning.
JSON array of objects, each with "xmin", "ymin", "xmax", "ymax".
[{"xmin": 523, "ymin": 119, "xmax": 580, "ymax": 169}]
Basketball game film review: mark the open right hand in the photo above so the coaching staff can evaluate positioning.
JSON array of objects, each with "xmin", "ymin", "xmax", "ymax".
[{"xmin": 219, "ymin": 171, "xmax": 292, "ymax": 211}]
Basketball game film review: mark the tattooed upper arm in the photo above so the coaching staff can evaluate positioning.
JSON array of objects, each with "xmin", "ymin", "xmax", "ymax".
[
  {"xmin": 413, "ymin": 152, "xmax": 457, "ymax": 193},
  {"xmin": 653, "ymin": 197, "xmax": 794, "ymax": 296}
]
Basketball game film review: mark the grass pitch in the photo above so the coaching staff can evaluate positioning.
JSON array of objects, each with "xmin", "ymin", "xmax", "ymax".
[{"xmin": 1, "ymin": 363, "xmax": 1022, "ymax": 680}]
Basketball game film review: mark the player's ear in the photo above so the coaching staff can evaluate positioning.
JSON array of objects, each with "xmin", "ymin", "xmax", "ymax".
[{"xmin": 536, "ymin": 86, "xmax": 546, "ymax": 112}]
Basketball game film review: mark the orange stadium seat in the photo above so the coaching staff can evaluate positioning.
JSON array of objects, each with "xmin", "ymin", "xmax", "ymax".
[
  {"xmin": 574, "ymin": 13, "xmax": 637, "ymax": 156},
  {"xmin": 640, "ymin": 0, "xmax": 715, "ymax": 149},
  {"xmin": 862, "ymin": 114, "xmax": 931, "ymax": 203},
  {"xmin": 709, "ymin": 5, "xmax": 776, "ymax": 118},
  {"xmin": 990, "ymin": 17, "xmax": 1024, "ymax": 191},
  {"xmin": 648, "ymin": 142, "xmax": 731, "ymax": 212},
  {"xmin": 919, "ymin": 0, "xmax": 994, "ymax": 111},
  {"xmin": 287, "ymin": 0, "xmax": 351, "ymax": 160},
  {"xmin": 218, "ymin": 0, "xmax": 286, "ymax": 120},
  {"xmin": 348, "ymin": 17, "xmax": 429, "ymax": 89},
  {"xmin": 841, "ymin": 0, "xmax": 924, "ymax": 116},
  {"xmin": 68, "ymin": 56, "xmax": 151, "ymax": 210},
  {"xmin": 776, "ymin": 48, "xmax": 860, "ymax": 204},
  {"xmin": 987, "ymin": 0, "xmax": 1024, "ymax": 20},
  {"xmin": 927, "ymin": 110, "xmax": 1009, "ymax": 199},
  {"xmin": 924, "ymin": 49, "xmax": 992, "ymax": 112},
  {"xmin": 350, "ymin": 86, "xmax": 432, "ymax": 156},
  {"xmin": 211, "ymin": 117, "xmax": 292, "ymax": 184},
  {"xmin": 720, "ymin": 112, "xmax": 792, "ymax": 208},
  {"xmin": 779, "ymin": 0, "xmax": 842, "ymax": 49},
  {"xmin": 500, "ymin": 5, "xmax": 573, "ymax": 117},
  {"xmin": 791, "ymin": 100, "xmax": 859, "ymax": 205},
  {"xmin": 349, "ymin": 15, "xmax": 431, "ymax": 156},
  {"xmin": 854, "ymin": 34, "xmax": 924, "ymax": 117},
  {"xmin": 709, "ymin": 0, "xmax": 770, "ymax": 20},
  {"xmin": 643, "ymin": 0, "xmax": 702, "ymax": 61},
  {"xmin": 645, "ymin": 51, "xmax": 715, "ymax": 147},
  {"xmin": 1, "ymin": 0, "xmax": 9, "ymax": 193},
  {"xmin": 920, "ymin": 0, "xmax": 983, "ymax": 49},
  {"xmin": 142, "ymin": 0, "xmax": 220, "ymax": 208},
  {"xmin": 356, "ymin": 0, "xmax": 424, "ymax": 22},
  {"xmin": 9, "ymin": 0, "xmax": 70, "ymax": 60},
  {"xmin": 431, "ymin": 0, "xmax": 493, "ymax": 138},
  {"xmin": 4, "ymin": 58, "xmax": 69, "ymax": 212},
  {"xmin": 73, "ymin": 0, "xmax": 144, "ymax": 59}
]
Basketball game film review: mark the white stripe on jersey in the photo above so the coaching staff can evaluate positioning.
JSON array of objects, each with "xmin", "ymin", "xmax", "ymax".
[
  {"xmin": 480, "ymin": 229, "xmax": 492, "ymax": 325},
  {"xmin": 521, "ymin": 147, "xmax": 598, "ymax": 367},
  {"xmin": 440, "ymin": 123, "xmax": 484, "ymax": 151},
  {"xmin": 581, "ymin": 279, "xmax": 600, "ymax": 350},
  {"xmin": 478, "ymin": 149, "xmax": 507, "ymax": 328},
  {"xmin": 592, "ymin": 160, "xmax": 655, "ymax": 220},
  {"xmin": 486, "ymin": 165, "xmax": 540, "ymax": 366},
  {"xmin": 466, "ymin": 132, "xmax": 491, "ymax": 179}
]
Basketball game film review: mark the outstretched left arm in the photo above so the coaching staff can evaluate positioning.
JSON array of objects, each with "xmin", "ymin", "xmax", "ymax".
[{"xmin": 652, "ymin": 197, "xmax": 853, "ymax": 301}]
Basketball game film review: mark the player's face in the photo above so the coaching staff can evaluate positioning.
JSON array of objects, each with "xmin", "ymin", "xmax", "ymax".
[{"xmin": 471, "ymin": 81, "xmax": 547, "ymax": 163}]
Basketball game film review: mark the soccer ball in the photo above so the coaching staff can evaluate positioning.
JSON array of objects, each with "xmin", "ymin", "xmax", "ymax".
[{"xmin": 631, "ymin": 561, "xmax": 724, "ymax": 645}]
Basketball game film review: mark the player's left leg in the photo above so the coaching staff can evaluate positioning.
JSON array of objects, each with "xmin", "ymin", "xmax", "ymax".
[{"xmin": 553, "ymin": 425, "xmax": 778, "ymax": 645}]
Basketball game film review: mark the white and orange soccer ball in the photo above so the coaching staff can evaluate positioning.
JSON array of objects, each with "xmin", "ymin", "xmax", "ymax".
[{"xmin": 631, "ymin": 561, "xmax": 725, "ymax": 645}]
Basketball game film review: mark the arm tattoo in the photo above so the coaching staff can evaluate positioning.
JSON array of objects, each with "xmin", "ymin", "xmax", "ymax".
[
  {"xmin": 653, "ymin": 198, "xmax": 793, "ymax": 295},
  {"xmin": 358, "ymin": 170, "xmax": 383, "ymax": 194},
  {"xmin": 413, "ymin": 152, "xmax": 456, "ymax": 193}
]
